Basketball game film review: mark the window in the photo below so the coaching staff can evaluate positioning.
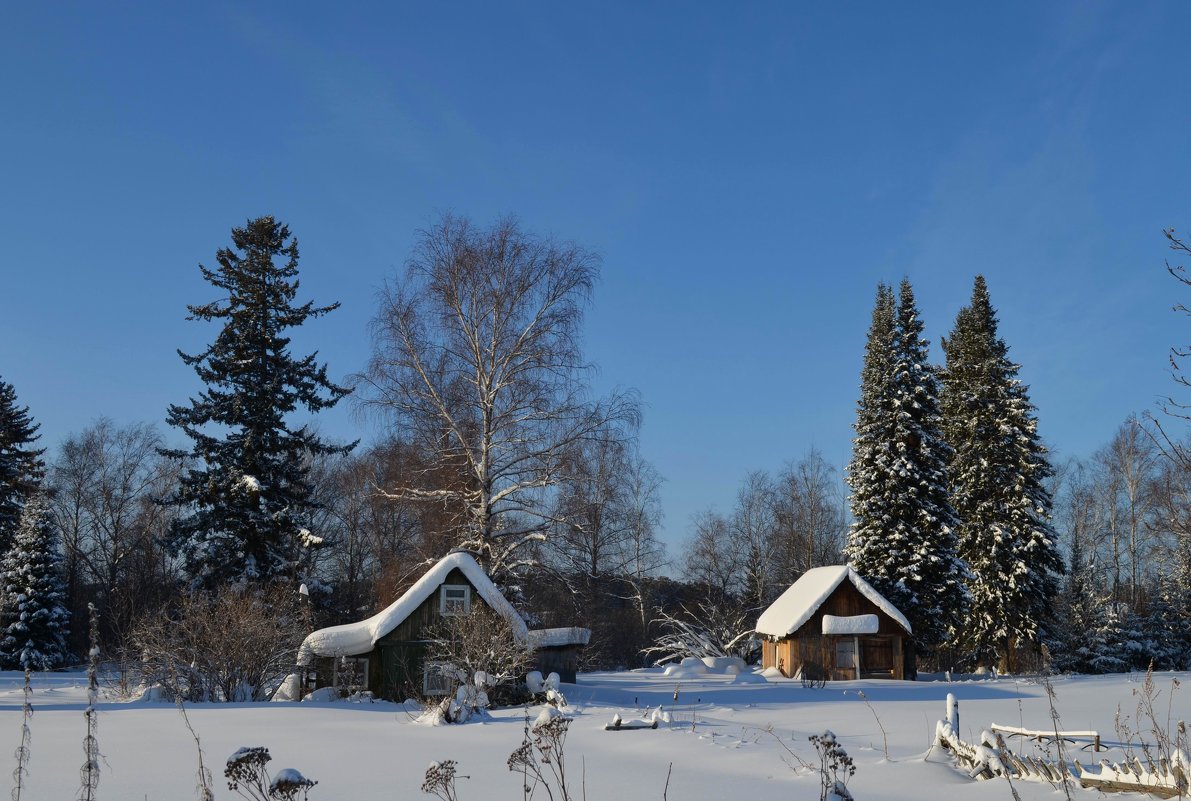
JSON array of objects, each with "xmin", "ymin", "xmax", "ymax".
[
  {"xmin": 423, "ymin": 661, "xmax": 454, "ymax": 696},
  {"xmin": 439, "ymin": 584, "xmax": 471, "ymax": 615}
]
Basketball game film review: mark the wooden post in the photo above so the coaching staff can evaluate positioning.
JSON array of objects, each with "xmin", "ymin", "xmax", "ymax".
[{"xmin": 947, "ymin": 693, "xmax": 959, "ymax": 731}]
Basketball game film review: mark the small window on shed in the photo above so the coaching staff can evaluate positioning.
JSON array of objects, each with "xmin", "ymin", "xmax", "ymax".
[{"xmin": 440, "ymin": 584, "xmax": 471, "ymax": 615}]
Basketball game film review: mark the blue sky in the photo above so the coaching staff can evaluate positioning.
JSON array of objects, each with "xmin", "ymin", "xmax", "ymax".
[{"xmin": 2, "ymin": 3, "xmax": 1189, "ymax": 553}]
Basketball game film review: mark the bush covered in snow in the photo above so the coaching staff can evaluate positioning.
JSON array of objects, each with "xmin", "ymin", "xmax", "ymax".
[
  {"xmin": 526, "ymin": 670, "xmax": 567, "ymax": 708},
  {"xmin": 423, "ymin": 606, "xmax": 534, "ymax": 708},
  {"xmin": 642, "ymin": 600, "xmax": 759, "ymax": 666},
  {"xmin": 420, "ymin": 670, "xmax": 496, "ymax": 725},
  {"xmin": 130, "ymin": 585, "xmax": 306, "ymax": 702}
]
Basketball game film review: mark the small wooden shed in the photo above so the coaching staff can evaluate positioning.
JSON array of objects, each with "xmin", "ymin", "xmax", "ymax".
[
  {"xmin": 756, "ymin": 566, "xmax": 912, "ymax": 681},
  {"xmin": 528, "ymin": 627, "xmax": 591, "ymax": 684},
  {"xmin": 286, "ymin": 551, "xmax": 590, "ymax": 701}
]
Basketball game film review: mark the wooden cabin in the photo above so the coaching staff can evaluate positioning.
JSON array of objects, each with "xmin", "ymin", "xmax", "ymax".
[
  {"xmin": 756, "ymin": 566, "xmax": 912, "ymax": 681},
  {"xmin": 528, "ymin": 627, "xmax": 591, "ymax": 684},
  {"xmin": 285, "ymin": 551, "xmax": 589, "ymax": 701}
]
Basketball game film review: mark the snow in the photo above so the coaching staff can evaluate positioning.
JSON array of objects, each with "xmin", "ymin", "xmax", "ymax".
[
  {"xmin": 3, "ymin": 668, "xmax": 1187, "ymax": 800},
  {"xmin": 662, "ymin": 656, "xmax": 752, "ymax": 679},
  {"xmin": 821, "ymin": 614, "xmax": 879, "ymax": 635},
  {"xmin": 756, "ymin": 565, "xmax": 912, "ymax": 637},
  {"xmin": 295, "ymin": 551, "xmax": 528, "ymax": 664},
  {"xmin": 527, "ymin": 627, "xmax": 591, "ymax": 648},
  {"xmin": 270, "ymin": 767, "xmax": 311, "ymax": 790}
]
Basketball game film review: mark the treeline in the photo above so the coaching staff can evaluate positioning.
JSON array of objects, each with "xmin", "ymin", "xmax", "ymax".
[
  {"xmin": 1047, "ymin": 415, "xmax": 1191, "ymax": 673},
  {"xmin": 669, "ymin": 256, "xmax": 1191, "ymax": 677},
  {"xmin": 669, "ymin": 276, "xmax": 1061, "ymax": 675},
  {"xmin": 3, "ymin": 215, "xmax": 1191, "ymax": 680},
  {"xmin": 0, "ymin": 213, "xmax": 686, "ymax": 672}
]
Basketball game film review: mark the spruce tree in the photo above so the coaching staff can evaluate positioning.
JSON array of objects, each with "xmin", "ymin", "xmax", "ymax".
[
  {"xmin": 1143, "ymin": 537, "xmax": 1191, "ymax": 670},
  {"xmin": 941, "ymin": 275, "xmax": 1063, "ymax": 672},
  {"xmin": 162, "ymin": 216, "xmax": 352, "ymax": 590},
  {"xmin": 1086, "ymin": 598, "xmax": 1146, "ymax": 673},
  {"xmin": 0, "ymin": 378, "xmax": 45, "ymax": 555},
  {"xmin": 846, "ymin": 280, "xmax": 967, "ymax": 664},
  {"xmin": 1046, "ymin": 531, "xmax": 1101, "ymax": 673},
  {"xmin": 0, "ymin": 495, "xmax": 70, "ymax": 670},
  {"xmin": 846, "ymin": 285, "xmax": 899, "ymax": 594}
]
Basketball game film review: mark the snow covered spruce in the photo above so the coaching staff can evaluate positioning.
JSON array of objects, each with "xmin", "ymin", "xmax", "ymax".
[{"xmin": 0, "ymin": 495, "xmax": 70, "ymax": 670}]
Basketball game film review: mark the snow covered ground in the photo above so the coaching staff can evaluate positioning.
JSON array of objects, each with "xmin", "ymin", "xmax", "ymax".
[{"xmin": 0, "ymin": 666, "xmax": 1186, "ymax": 800}]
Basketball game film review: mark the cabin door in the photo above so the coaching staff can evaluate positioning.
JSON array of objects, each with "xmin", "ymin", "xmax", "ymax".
[
  {"xmin": 859, "ymin": 637, "xmax": 895, "ymax": 678},
  {"xmin": 832, "ymin": 637, "xmax": 857, "ymax": 680}
]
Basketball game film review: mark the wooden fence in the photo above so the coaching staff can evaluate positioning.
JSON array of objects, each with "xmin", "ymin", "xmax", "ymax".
[{"xmin": 934, "ymin": 694, "xmax": 1188, "ymax": 798}]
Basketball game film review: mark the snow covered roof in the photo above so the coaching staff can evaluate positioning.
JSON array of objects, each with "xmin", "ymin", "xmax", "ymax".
[
  {"xmin": 527, "ymin": 627, "xmax": 591, "ymax": 648},
  {"xmin": 297, "ymin": 552, "xmax": 528, "ymax": 663},
  {"xmin": 755, "ymin": 566, "xmax": 912, "ymax": 638}
]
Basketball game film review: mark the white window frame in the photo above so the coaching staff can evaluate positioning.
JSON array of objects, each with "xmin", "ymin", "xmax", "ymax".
[
  {"xmin": 423, "ymin": 661, "xmax": 454, "ymax": 696},
  {"xmin": 439, "ymin": 584, "xmax": 471, "ymax": 616}
]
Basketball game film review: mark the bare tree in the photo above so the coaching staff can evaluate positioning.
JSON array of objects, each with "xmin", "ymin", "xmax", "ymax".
[
  {"xmin": 641, "ymin": 599, "xmax": 758, "ymax": 665},
  {"xmin": 1051, "ymin": 458, "xmax": 1102, "ymax": 575},
  {"xmin": 683, "ymin": 510, "xmax": 741, "ymax": 601},
  {"xmin": 1092, "ymin": 416, "xmax": 1160, "ymax": 605},
  {"xmin": 772, "ymin": 449, "xmax": 847, "ymax": 584},
  {"xmin": 307, "ymin": 440, "xmax": 427, "ymax": 619},
  {"xmin": 130, "ymin": 585, "xmax": 306, "ymax": 702},
  {"xmin": 46, "ymin": 419, "xmax": 181, "ymax": 648},
  {"xmin": 548, "ymin": 433, "xmax": 639, "ymax": 585},
  {"xmin": 1150, "ymin": 228, "xmax": 1191, "ymax": 473},
  {"xmin": 732, "ymin": 471, "xmax": 778, "ymax": 612},
  {"xmin": 540, "ymin": 434, "xmax": 666, "ymax": 666},
  {"xmin": 681, "ymin": 449, "xmax": 846, "ymax": 615},
  {"xmin": 616, "ymin": 452, "xmax": 667, "ymax": 632},
  {"xmin": 358, "ymin": 215, "xmax": 638, "ymax": 578},
  {"xmin": 1160, "ymin": 227, "xmax": 1191, "ymax": 425},
  {"xmin": 423, "ymin": 605, "xmax": 534, "ymax": 701}
]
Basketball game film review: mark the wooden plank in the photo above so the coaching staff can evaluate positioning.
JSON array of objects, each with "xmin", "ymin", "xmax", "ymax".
[
  {"xmin": 604, "ymin": 720, "xmax": 659, "ymax": 731},
  {"xmin": 1077, "ymin": 776, "xmax": 1181, "ymax": 799}
]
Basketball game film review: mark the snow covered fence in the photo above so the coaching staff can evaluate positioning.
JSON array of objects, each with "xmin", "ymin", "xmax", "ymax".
[
  {"xmin": 934, "ymin": 716, "xmax": 1010, "ymax": 781},
  {"xmin": 935, "ymin": 697, "xmax": 1191, "ymax": 797},
  {"xmin": 991, "ymin": 723, "xmax": 1101, "ymax": 752},
  {"xmin": 1073, "ymin": 752, "xmax": 1188, "ymax": 798},
  {"xmin": 935, "ymin": 694, "xmax": 1075, "ymax": 783}
]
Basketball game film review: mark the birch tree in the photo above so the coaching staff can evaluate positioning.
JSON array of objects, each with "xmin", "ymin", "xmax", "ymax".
[
  {"xmin": 732, "ymin": 471, "xmax": 778, "ymax": 612},
  {"xmin": 360, "ymin": 215, "xmax": 638, "ymax": 580},
  {"xmin": 772, "ymin": 449, "xmax": 847, "ymax": 585},
  {"xmin": 683, "ymin": 510, "xmax": 741, "ymax": 601},
  {"xmin": 617, "ymin": 453, "xmax": 666, "ymax": 631},
  {"xmin": 1093, "ymin": 416, "xmax": 1159, "ymax": 606}
]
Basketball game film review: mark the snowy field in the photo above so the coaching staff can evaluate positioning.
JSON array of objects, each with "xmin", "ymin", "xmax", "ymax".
[{"xmin": 1, "ymin": 666, "xmax": 1186, "ymax": 800}]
